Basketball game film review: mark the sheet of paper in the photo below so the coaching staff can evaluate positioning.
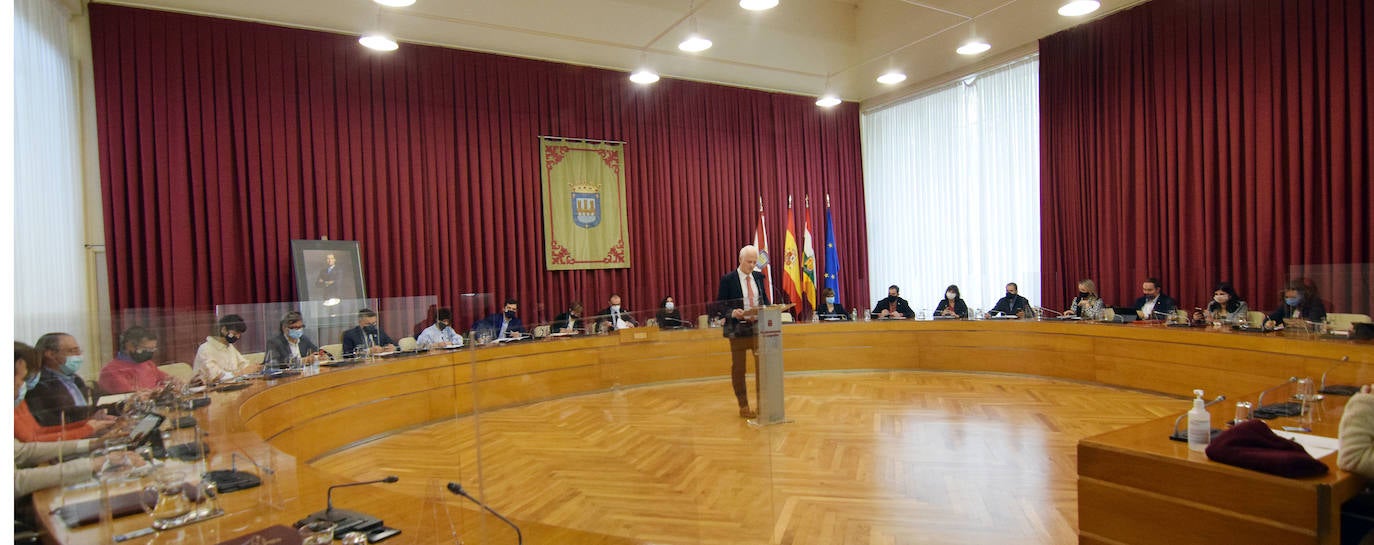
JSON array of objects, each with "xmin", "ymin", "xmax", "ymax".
[{"xmin": 1272, "ymin": 429, "xmax": 1340, "ymax": 460}]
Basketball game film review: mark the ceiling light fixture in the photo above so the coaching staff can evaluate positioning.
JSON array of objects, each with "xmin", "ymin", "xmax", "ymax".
[
  {"xmin": 359, "ymin": 34, "xmax": 399, "ymax": 51},
  {"xmin": 630, "ymin": 69, "xmax": 661, "ymax": 84},
  {"xmin": 956, "ymin": 40, "xmax": 991, "ymax": 55},
  {"xmin": 679, "ymin": 35, "xmax": 713, "ymax": 52},
  {"xmin": 1057, "ymin": 0, "xmax": 1100, "ymax": 16},
  {"xmin": 373, "ymin": 0, "xmax": 416, "ymax": 6},
  {"xmin": 815, "ymin": 95, "xmax": 841, "ymax": 108},
  {"xmin": 739, "ymin": 0, "xmax": 778, "ymax": 11},
  {"xmin": 876, "ymin": 71, "xmax": 906, "ymax": 85}
]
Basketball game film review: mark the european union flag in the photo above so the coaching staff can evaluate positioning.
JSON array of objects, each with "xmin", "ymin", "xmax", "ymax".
[{"xmin": 823, "ymin": 201, "xmax": 841, "ymax": 301}]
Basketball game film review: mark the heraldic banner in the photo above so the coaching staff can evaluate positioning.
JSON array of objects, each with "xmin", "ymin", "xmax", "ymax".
[{"xmin": 539, "ymin": 137, "xmax": 631, "ymax": 270}]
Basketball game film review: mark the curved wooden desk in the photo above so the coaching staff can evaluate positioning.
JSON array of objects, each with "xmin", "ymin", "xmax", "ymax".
[{"xmin": 36, "ymin": 320, "xmax": 1374, "ymax": 544}]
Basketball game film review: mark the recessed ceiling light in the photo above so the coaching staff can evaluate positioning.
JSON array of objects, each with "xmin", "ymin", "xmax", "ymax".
[
  {"xmin": 956, "ymin": 40, "xmax": 991, "ymax": 55},
  {"xmin": 739, "ymin": 0, "xmax": 778, "ymax": 11},
  {"xmin": 373, "ymin": 0, "xmax": 416, "ymax": 6},
  {"xmin": 815, "ymin": 95, "xmax": 841, "ymax": 108},
  {"xmin": 629, "ymin": 69, "xmax": 660, "ymax": 84},
  {"xmin": 1057, "ymin": 0, "xmax": 1100, "ymax": 16},
  {"xmin": 876, "ymin": 71, "xmax": 906, "ymax": 85},
  {"xmin": 678, "ymin": 35, "xmax": 713, "ymax": 52},
  {"xmin": 359, "ymin": 34, "xmax": 399, "ymax": 51}
]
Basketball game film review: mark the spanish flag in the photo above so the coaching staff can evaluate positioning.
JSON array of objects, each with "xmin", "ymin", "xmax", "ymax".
[{"xmin": 782, "ymin": 196, "xmax": 802, "ymax": 307}]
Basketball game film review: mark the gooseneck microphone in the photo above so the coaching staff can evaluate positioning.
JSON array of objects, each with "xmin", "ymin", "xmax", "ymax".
[
  {"xmin": 446, "ymin": 482, "xmax": 523, "ymax": 545},
  {"xmin": 300, "ymin": 475, "xmax": 400, "ymax": 534},
  {"xmin": 329, "ymin": 476, "xmax": 399, "ymax": 515}
]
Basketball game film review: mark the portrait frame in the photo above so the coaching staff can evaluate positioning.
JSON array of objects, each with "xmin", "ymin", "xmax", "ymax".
[{"xmin": 291, "ymin": 239, "xmax": 367, "ymax": 304}]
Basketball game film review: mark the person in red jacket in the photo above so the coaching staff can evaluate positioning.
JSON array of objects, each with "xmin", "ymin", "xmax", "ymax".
[{"xmin": 13, "ymin": 342, "xmax": 111, "ymax": 442}]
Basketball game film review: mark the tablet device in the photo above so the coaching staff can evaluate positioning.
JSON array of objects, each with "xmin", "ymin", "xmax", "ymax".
[{"xmin": 129, "ymin": 412, "xmax": 165, "ymax": 447}]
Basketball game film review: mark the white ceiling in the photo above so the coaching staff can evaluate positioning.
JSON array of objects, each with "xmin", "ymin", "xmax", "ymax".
[{"xmin": 94, "ymin": 0, "xmax": 1146, "ymax": 103}]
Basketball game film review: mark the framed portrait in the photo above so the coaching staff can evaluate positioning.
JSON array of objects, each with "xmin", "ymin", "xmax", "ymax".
[{"xmin": 291, "ymin": 240, "xmax": 366, "ymax": 304}]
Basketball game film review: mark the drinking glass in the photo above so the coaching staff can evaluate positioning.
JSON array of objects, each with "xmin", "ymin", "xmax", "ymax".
[{"xmin": 298, "ymin": 520, "xmax": 337, "ymax": 545}]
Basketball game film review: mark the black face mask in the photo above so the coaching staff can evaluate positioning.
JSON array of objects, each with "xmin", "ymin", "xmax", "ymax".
[
  {"xmin": 131, "ymin": 350, "xmax": 155, "ymax": 363},
  {"xmin": 504, "ymin": 310, "xmax": 517, "ymax": 319},
  {"xmin": 437, "ymin": 322, "xmax": 450, "ymax": 330},
  {"xmin": 1006, "ymin": 292, "xmax": 1015, "ymax": 299},
  {"xmin": 1078, "ymin": 291, "xmax": 1090, "ymax": 298},
  {"xmin": 363, "ymin": 324, "xmax": 379, "ymax": 335},
  {"xmin": 224, "ymin": 334, "xmax": 241, "ymax": 345}
]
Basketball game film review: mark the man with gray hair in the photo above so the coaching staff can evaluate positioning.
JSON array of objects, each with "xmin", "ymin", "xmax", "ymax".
[{"xmin": 715, "ymin": 245, "xmax": 770, "ymax": 418}]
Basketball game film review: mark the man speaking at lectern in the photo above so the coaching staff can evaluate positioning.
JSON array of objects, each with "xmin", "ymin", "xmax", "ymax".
[{"xmin": 716, "ymin": 245, "xmax": 770, "ymax": 418}]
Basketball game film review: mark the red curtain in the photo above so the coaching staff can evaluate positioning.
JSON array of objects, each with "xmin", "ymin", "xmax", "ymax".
[
  {"xmin": 90, "ymin": 5, "xmax": 869, "ymax": 340},
  {"xmin": 1039, "ymin": 0, "xmax": 1373, "ymax": 314}
]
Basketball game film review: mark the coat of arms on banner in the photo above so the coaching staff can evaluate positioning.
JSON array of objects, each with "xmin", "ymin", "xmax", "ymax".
[
  {"xmin": 570, "ymin": 182, "xmax": 601, "ymax": 228},
  {"xmin": 539, "ymin": 137, "xmax": 631, "ymax": 270}
]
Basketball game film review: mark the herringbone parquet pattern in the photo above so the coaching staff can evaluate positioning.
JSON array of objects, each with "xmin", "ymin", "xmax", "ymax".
[{"xmin": 312, "ymin": 371, "xmax": 1178, "ymax": 545}]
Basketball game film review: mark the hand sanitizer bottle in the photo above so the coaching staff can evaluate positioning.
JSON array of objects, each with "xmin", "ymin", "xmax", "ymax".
[{"xmin": 1187, "ymin": 389, "xmax": 1211, "ymax": 452}]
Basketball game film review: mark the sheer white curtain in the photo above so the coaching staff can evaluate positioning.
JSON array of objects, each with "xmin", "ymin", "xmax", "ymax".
[
  {"xmin": 14, "ymin": 0, "xmax": 89, "ymax": 347},
  {"xmin": 862, "ymin": 56, "xmax": 1041, "ymax": 315}
]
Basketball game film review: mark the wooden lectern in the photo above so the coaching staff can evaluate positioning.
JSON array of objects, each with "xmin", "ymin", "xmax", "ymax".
[{"xmin": 744, "ymin": 304, "xmax": 791, "ymax": 426}]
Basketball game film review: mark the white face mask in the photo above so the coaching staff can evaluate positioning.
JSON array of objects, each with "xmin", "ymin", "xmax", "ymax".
[
  {"xmin": 611, "ymin": 305, "xmax": 621, "ymax": 312},
  {"xmin": 665, "ymin": 302, "xmax": 675, "ymax": 311},
  {"xmin": 1214, "ymin": 294, "xmax": 1229, "ymax": 304},
  {"xmin": 946, "ymin": 292, "xmax": 957, "ymax": 300}
]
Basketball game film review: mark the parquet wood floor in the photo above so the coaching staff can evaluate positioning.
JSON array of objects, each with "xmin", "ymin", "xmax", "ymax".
[{"xmin": 312, "ymin": 371, "xmax": 1179, "ymax": 545}]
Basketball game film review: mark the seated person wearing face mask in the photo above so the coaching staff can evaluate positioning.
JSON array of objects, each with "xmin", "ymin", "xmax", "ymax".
[
  {"xmin": 656, "ymin": 296, "xmax": 689, "ymax": 329},
  {"xmin": 1192, "ymin": 282, "xmax": 1249, "ymax": 324},
  {"xmin": 342, "ymin": 308, "xmax": 398, "ymax": 356},
  {"xmin": 552, "ymin": 302, "xmax": 586, "ymax": 334},
  {"xmin": 1132, "ymin": 277, "xmax": 1178, "ymax": 320},
  {"xmin": 871, "ymin": 285, "xmax": 915, "ymax": 319},
  {"xmin": 1264, "ymin": 282, "xmax": 1328, "ymax": 329},
  {"xmin": 193, "ymin": 314, "xmax": 257, "ymax": 383},
  {"xmin": 987, "ymin": 283, "xmax": 1031, "ymax": 318},
  {"xmin": 815, "ymin": 288, "xmax": 851, "ymax": 320},
  {"xmin": 264, "ymin": 311, "xmax": 332, "ymax": 367},
  {"xmin": 934, "ymin": 285, "xmax": 970, "ymax": 319},
  {"xmin": 17, "ymin": 340, "xmax": 114, "ymax": 440},
  {"xmin": 473, "ymin": 299, "xmax": 526, "ymax": 340},
  {"xmin": 97, "ymin": 326, "xmax": 170, "ymax": 395},
  {"xmin": 595, "ymin": 294, "xmax": 638, "ymax": 332},
  {"xmin": 416, "ymin": 307, "xmax": 464, "ymax": 348},
  {"xmin": 27, "ymin": 333, "xmax": 104, "ymax": 427}
]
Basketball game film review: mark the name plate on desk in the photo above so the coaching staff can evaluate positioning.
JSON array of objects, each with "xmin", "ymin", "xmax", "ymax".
[
  {"xmin": 619, "ymin": 328, "xmax": 656, "ymax": 343},
  {"xmin": 215, "ymin": 525, "xmax": 302, "ymax": 545}
]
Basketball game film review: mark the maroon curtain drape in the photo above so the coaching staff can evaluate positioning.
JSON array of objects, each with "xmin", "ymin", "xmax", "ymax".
[
  {"xmin": 89, "ymin": 5, "xmax": 869, "ymax": 348},
  {"xmin": 1039, "ymin": 0, "xmax": 1373, "ymax": 315}
]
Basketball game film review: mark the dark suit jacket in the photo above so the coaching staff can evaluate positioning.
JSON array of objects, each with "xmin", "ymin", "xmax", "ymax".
[
  {"xmin": 716, "ymin": 269, "xmax": 770, "ymax": 338},
  {"xmin": 934, "ymin": 298, "xmax": 969, "ymax": 318},
  {"xmin": 27, "ymin": 368, "xmax": 99, "ymax": 426},
  {"xmin": 990, "ymin": 294, "xmax": 1031, "ymax": 316},
  {"xmin": 341, "ymin": 326, "xmax": 396, "ymax": 356},
  {"xmin": 1268, "ymin": 300, "xmax": 1328, "ymax": 324},
  {"xmin": 262, "ymin": 334, "xmax": 322, "ymax": 367},
  {"xmin": 473, "ymin": 313, "xmax": 526, "ymax": 338},
  {"xmin": 551, "ymin": 312, "xmax": 584, "ymax": 333},
  {"xmin": 1132, "ymin": 294, "xmax": 1178, "ymax": 319},
  {"xmin": 593, "ymin": 306, "xmax": 639, "ymax": 330},
  {"xmin": 815, "ymin": 301, "xmax": 851, "ymax": 320},
  {"xmin": 871, "ymin": 296, "xmax": 914, "ymax": 319}
]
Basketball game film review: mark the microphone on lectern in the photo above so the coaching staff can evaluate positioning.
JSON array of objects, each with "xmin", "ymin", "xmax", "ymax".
[{"xmin": 446, "ymin": 482, "xmax": 523, "ymax": 545}]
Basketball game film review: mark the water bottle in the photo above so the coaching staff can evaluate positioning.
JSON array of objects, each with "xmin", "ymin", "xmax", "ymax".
[
  {"xmin": 810, "ymin": 312, "xmax": 818, "ymax": 324},
  {"xmin": 850, "ymin": 308, "xmax": 858, "ymax": 321}
]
